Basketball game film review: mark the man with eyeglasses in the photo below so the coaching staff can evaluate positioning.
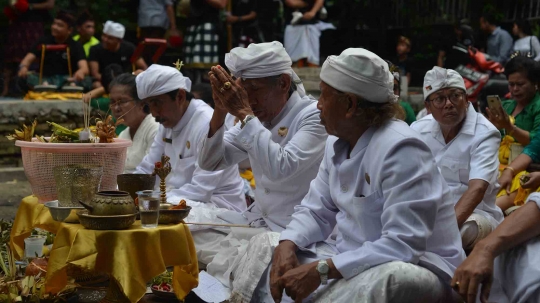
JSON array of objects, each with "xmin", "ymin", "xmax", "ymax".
[
  {"xmin": 411, "ymin": 67, "xmax": 504, "ymax": 253},
  {"xmin": 133, "ymin": 64, "xmax": 246, "ymax": 212}
]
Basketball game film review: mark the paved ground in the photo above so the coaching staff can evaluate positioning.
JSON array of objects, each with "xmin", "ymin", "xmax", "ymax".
[{"xmin": 0, "ymin": 179, "xmax": 31, "ymax": 221}]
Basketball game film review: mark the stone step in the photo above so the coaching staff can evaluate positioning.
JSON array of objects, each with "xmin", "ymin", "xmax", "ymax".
[{"xmin": 293, "ymin": 67, "xmax": 322, "ymax": 81}]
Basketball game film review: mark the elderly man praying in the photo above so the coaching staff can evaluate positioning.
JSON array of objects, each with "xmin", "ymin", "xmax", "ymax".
[
  {"xmin": 196, "ymin": 41, "xmax": 327, "ymax": 276},
  {"xmin": 234, "ymin": 49, "xmax": 465, "ymax": 303},
  {"xmin": 411, "ymin": 67, "xmax": 503, "ymax": 251},
  {"xmin": 133, "ymin": 64, "xmax": 245, "ymax": 212}
]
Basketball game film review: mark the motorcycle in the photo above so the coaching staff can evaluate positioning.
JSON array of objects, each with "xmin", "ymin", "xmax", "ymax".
[{"xmin": 451, "ymin": 44, "xmax": 509, "ymax": 113}]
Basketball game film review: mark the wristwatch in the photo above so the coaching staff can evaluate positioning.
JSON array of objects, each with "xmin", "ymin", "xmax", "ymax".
[
  {"xmin": 240, "ymin": 114, "xmax": 255, "ymax": 129},
  {"xmin": 316, "ymin": 260, "xmax": 329, "ymax": 285}
]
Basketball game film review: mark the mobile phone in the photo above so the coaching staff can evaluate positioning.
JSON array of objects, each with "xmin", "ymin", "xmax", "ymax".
[{"xmin": 487, "ymin": 95, "xmax": 503, "ymax": 111}]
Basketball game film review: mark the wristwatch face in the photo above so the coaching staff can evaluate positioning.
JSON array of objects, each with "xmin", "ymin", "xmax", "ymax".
[{"xmin": 317, "ymin": 262, "xmax": 329, "ymax": 274}]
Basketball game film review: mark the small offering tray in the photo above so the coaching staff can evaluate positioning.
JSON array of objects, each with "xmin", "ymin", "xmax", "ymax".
[
  {"xmin": 44, "ymin": 200, "xmax": 84, "ymax": 223},
  {"xmin": 77, "ymin": 210, "xmax": 136, "ymax": 230},
  {"xmin": 158, "ymin": 206, "xmax": 192, "ymax": 224}
]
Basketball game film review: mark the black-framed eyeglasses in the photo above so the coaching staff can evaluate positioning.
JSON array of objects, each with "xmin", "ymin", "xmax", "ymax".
[
  {"xmin": 428, "ymin": 92, "xmax": 465, "ymax": 109},
  {"xmin": 109, "ymin": 99, "xmax": 135, "ymax": 109}
]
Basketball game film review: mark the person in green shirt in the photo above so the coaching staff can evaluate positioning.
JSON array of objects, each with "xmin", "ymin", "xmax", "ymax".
[
  {"xmin": 488, "ymin": 56, "xmax": 540, "ymax": 212},
  {"xmin": 487, "ymin": 56, "xmax": 540, "ymax": 155},
  {"xmin": 73, "ymin": 10, "xmax": 99, "ymax": 58},
  {"xmin": 389, "ymin": 63, "xmax": 416, "ymax": 125}
]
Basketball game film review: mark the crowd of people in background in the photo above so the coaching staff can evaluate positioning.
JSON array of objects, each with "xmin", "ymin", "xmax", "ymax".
[{"xmin": 2, "ymin": 1, "xmax": 540, "ymax": 98}]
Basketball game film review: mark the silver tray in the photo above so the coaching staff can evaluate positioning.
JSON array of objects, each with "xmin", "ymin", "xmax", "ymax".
[{"xmin": 44, "ymin": 200, "xmax": 84, "ymax": 223}]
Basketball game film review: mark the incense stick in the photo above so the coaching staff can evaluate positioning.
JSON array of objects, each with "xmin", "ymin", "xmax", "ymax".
[{"xmin": 184, "ymin": 222, "xmax": 252, "ymax": 228}]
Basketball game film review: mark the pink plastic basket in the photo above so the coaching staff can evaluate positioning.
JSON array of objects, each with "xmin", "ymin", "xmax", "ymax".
[{"xmin": 16, "ymin": 138, "xmax": 132, "ymax": 203}]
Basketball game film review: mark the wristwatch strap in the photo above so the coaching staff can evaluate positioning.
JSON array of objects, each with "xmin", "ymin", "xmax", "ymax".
[{"xmin": 240, "ymin": 115, "xmax": 255, "ymax": 129}]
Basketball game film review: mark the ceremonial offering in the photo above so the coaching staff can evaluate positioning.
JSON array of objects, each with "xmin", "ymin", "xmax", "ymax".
[
  {"xmin": 24, "ymin": 235, "xmax": 46, "ymax": 259},
  {"xmin": 78, "ymin": 190, "xmax": 135, "ymax": 216},
  {"xmin": 6, "ymin": 119, "xmax": 37, "ymax": 141},
  {"xmin": 16, "ymin": 138, "xmax": 131, "ymax": 203},
  {"xmin": 151, "ymin": 271, "xmax": 176, "ymax": 299},
  {"xmin": 54, "ymin": 164, "xmax": 103, "ymax": 208}
]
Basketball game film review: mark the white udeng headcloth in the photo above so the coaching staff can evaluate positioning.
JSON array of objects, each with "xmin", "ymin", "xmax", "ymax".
[
  {"xmin": 225, "ymin": 41, "xmax": 306, "ymax": 97},
  {"xmin": 423, "ymin": 66, "xmax": 467, "ymax": 101},
  {"xmin": 320, "ymin": 48, "xmax": 397, "ymax": 103},
  {"xmin": 136, "ymin": 64, "xmax": 192, "ymax": 100},
  {"xmin": 103, "ymin": 21, "xmax": 125, "ymax": 39}
]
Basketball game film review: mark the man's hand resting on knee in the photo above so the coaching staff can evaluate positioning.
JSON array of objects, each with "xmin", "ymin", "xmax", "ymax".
[{"xmin": 270, "ymin": 240, "xmax": 300, "ymax": 302}]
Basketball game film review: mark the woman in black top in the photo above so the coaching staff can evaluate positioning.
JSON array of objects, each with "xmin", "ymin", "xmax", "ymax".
[{"xmin": 226, "ymin": 0, "xmax": 260, "ymax": 47}]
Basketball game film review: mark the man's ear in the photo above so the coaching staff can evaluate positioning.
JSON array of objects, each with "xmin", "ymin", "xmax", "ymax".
[
  {"xmin": 280, "ymin": 74, "xmax": 292, "ymax": 94},
  {"xmin": 176, "ymin": 89, "xmax": 187, "ymax": 103},
  {"xmin": 424, "ymin": 101, "xmax": 431, "ymax": 113},
  {"xmin": 345, "ymin": 93, "xmax": 358, "ymax": 119}
]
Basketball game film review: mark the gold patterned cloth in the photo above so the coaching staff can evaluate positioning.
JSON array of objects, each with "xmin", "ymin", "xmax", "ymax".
[{"xmin": 10, "ymin": 196, "xmax": 199, "ymax": 302}]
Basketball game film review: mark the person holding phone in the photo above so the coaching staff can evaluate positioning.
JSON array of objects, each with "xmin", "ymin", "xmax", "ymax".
[{"xmin": 487, "ymin": 56, "xmax": 540, "ymax": 212}]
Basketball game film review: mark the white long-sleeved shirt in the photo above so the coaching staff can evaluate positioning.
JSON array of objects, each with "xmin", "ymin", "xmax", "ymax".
[
  {"xmin": 119, "ymin": 114, "xmax": 160, "ymax": 174},
  {"xmin": 198, "ymin": 92, "xmax": 328, "ymax": 231},
  {"xmin": 411, "ymin": 103, "xmax": 504, "ymax": 227},
  {"xmin": 513, "ymin": 36, "xmax": 540, "ymax": 61},
  {"xmin": 280, "ymin": 120, "xmax": 466, "ymax": 281},
  {"xmin": 135, "ymin": 98, "xmax": 246, "ymax": 212}
]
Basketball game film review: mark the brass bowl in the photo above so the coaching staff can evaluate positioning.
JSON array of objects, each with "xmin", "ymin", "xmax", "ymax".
[
  {"xmin": 158, "ymin": 206, "xmax": 191, "ymax": 224},
  {"xmin": 117, "ymin": 174, "xmax": 156, "ymax": 200},
  {"xmin": 45, "ymin": 200, "xmax": 84, "ymax": 223},
  {"xmin": 77, "ymin": 210, "xmax": 136, "ymax": 230}
]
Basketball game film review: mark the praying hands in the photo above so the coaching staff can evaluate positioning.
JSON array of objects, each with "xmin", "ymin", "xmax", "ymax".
[{"xmin": 208, "ymin": 65, "xmax": 254, "ymax": 120}]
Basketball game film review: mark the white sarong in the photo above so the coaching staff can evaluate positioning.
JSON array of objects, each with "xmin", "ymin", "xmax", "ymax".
[
  {"xmin": 493, "ymin": 236, "xmax": 540, "ymax": 303},
  {"xmin": 284, "ymin": 21, "xmax": 335, "ymax": 65},
  {"xmin": 225, "ymin": 233, "xmax": 460, "ymax": 303}
]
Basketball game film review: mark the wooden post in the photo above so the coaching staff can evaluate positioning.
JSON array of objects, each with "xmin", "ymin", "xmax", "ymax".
[{"xmin": 227, "ymin": 0, "xmax": 233, "ymax": 51}]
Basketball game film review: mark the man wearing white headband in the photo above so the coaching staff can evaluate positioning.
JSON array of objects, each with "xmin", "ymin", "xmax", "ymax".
[
  {"xmin": 134, "ymin": 64, "xmax": 245, "ymax": 212},
  {"xmin": 195, "ymin": 41, "xmax": 327, "ymax": 279},
  {"xmin": 411, "ymin": 67, "xmax": 503, "ymax": 253},
  {"xmin": 88, "ymin": 20, "xmax": 147, "ymax": 88},
  {"xmin": 243, "ymin": 49, "xmax": 465, "ymax": 303}
]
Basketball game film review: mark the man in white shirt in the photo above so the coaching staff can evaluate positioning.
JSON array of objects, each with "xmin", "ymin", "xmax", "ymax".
[
  {"xmin": 196, "ymin": 41, "xmax": 327, "ymax": 274},
  {"xmin": 411, "ymin": 67, "xmax": 503, "ymax": 250},
  {"xmin": 245, "ymin": 48, "xmax": 465, "ymax": 303},
  {"xmin": 134, "ymin": 64, "xmax": 246, "ymax": 212}
]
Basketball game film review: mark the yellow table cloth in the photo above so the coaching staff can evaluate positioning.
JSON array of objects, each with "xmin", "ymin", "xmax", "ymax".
[
  {"xmin": 10, "ymin": 196, "xmax": 199, "ymax": 302},
  {"xmin": 10, "ymin": 196, "xmax": 61, "ymax": 260}
]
